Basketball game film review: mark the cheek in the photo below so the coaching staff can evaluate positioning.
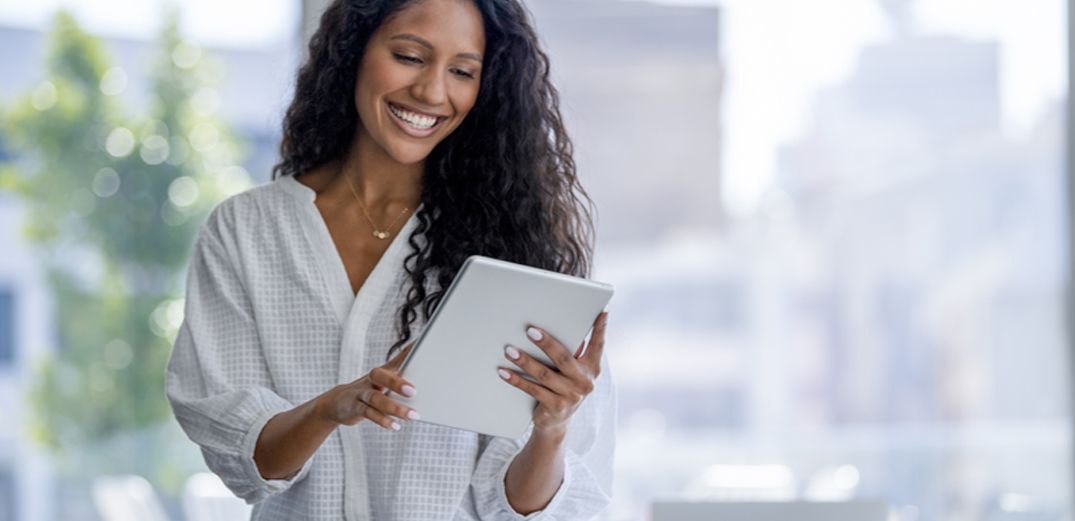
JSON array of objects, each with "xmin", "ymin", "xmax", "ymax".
[
  {"xmin": 452, "ymin": 85, "xmax": 482, "ymax": 120},
  {"xmin": 353, "ymin": 74, "xmax": 378, "ymax": 125},
  {"xmin": 355, "ymin": 58, "xmax": 398, "ymax": 111}
]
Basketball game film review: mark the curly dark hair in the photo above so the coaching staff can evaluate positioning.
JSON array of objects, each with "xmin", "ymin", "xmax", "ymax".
[{"xmin": 272, "ymin": 0, "xmax": 596, "ymax": 358}]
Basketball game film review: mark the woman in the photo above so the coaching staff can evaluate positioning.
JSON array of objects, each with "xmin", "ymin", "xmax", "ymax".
[{"xmin": 164, "ymin": 0, "xmax": 615, "ymax": 519}]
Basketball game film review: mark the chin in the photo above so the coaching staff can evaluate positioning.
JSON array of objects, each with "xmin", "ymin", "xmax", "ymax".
[
  {"xmin": 387, "ymin": 142, "xmax": 438, "ymax": 166},
  {"xmin": 389, "ymin": 149, "xmax": 433, "ymax": 165}
]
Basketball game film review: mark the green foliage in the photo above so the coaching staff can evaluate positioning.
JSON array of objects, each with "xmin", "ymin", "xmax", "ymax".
[{"xmin": 0, "ymin": 10, "xmax": 252, "ymax": 483}]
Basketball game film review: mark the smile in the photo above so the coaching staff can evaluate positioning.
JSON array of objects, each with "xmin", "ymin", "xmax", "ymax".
[{"xmin": 387, "ymin": 101, "xmax": 446, "ymax": 136}]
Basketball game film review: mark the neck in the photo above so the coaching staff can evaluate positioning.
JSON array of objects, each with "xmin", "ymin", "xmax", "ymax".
[{"xmin": 336, "ymin": 128, "xmax": 423, "ymax": 212}]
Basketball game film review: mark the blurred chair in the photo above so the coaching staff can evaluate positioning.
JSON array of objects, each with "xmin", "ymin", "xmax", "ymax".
[
  {"xmin": 92, "ymin": 475, "xmax": 171, "ymax": 521},
  {"xmin": 182, "ymin": 472, "xmax": 252, "ymax": 521},
  {"xmin": 651, "ymin": 500, "xmax": 889, "ymax": 521}
]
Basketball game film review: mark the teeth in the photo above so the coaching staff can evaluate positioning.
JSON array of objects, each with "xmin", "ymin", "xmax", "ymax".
[{"xmin": 389, "ymin": 103, "xmax": 437, "ymax": 130}]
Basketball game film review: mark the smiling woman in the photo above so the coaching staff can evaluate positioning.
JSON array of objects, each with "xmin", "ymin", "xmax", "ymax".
[
  {"xmin": 354, "ymin": 1, "xmax": 484, "ymax": 159},
  {"xmin": 164, "ymin": 0, "xmax": 614, "ymax": 520}
]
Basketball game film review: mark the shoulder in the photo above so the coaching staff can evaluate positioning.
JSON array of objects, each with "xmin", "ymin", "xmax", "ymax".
[
  {"xmin": 192, "ymin": 177, "xmax": 301, "ymax": 270},
  {"xmin": 200, "ymin": 177, "xmax": 295, "ymax": 243},
  {"xmin": 207, "ymin": 177, "xmax": 286, "ymax": 225}
]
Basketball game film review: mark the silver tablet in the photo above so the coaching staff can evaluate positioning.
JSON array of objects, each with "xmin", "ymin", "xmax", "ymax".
[{"xmin": 396, "ymin": 255, "xmax": 614, "ymax": 439}]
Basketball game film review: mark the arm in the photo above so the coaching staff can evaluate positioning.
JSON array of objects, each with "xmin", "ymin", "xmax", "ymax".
[
  {"xmin": 503, "ymin": 425, "xmax": 567, "ymax": 514},
  {"xmin": 253, "ymin": 345, "xmax": 419, "ymax": 480},
  {"xmin": 165, "ymin": 209, "xmax": 317, "ymax": 503},
  {"xmin": 252, "ymin": 389, "xmax": 340, "ymax": 480},
  {"xmin": 500, "ymin": 315, "xmax": 609, "ymax": 513},
  {"xmin": 463, "ymin": 313, "xmax": 616, "ymax": 520},
  {"xmin": 165, "ymin": 206, "xmax": 419, "ymax": 501}
]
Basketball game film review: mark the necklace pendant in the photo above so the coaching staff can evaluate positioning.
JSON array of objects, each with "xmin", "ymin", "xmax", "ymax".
[{"xmin": 373, "ymin": 230, "xmax": 390, "ymax": 239}]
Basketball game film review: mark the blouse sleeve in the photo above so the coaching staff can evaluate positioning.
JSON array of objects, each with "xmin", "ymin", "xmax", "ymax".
[
  {"xmin": 164, "ymin": 205, "xmax": 314, "ymax": 504},
  {"xmin": 462, "ymin": 354, "xmax": 617, "ymax": 520}
]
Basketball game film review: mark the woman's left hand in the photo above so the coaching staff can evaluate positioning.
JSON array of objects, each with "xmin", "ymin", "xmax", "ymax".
[{"xmin": 498, "ymin": 311, "xmax": 609, "ymax": 433}]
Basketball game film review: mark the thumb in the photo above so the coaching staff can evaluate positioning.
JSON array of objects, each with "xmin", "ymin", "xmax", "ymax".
[{"xmin": 385, "ymin": 340, "xmax": 416, "ymax": 371}]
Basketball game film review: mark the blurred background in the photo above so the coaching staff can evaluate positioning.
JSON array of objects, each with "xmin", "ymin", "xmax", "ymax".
[{"xmin": 0, "ymin": 0, "xmax": 1067, "ymax": 520}]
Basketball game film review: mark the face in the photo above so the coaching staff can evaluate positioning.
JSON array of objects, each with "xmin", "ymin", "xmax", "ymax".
[{"xmin": 353, "ymin": 0, "xmax": 486, "ymax": 166}]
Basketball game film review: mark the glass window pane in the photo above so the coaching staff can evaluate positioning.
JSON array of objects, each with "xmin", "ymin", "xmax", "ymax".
[
  {"xmin": 0, "ymin": 289, "xmax": 13, "ymax": 366},
  {"xmin": 535, "ymin": 0, "xmax": 1071, "ymax": 519}
]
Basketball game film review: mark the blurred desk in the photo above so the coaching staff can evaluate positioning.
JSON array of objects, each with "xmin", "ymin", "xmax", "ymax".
[{"xmin": 651, "ymin": 500, "xmax": 888, "ymax": 521}]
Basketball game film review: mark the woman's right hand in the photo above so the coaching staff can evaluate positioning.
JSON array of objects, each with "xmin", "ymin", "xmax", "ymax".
[{"xmin": 316, "ymin": 342, "xmax": 421, "ymax": 431}]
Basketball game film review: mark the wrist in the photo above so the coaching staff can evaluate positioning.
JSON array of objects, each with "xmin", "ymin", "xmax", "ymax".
[
  {"xmin": 531, "ymin": 423, "xmax": 568, "ymax": 446},
  {"xmin": 312, "ymin": 386, "xmax": 342, "ymax": 426}
]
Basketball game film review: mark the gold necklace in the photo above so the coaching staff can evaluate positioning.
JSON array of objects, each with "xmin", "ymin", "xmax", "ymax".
[{"xmin": 340, "ymin": 165, "xmax": 410, "ymax": 240}]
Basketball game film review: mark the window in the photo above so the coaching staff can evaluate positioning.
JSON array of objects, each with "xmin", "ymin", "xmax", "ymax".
[
  {"xmin": 0, "ymin": 289, "xmax": 14, "ymax": 366},
  {"xmin": 534, "ymin": 0, "xmax": 1069, "ymax": 519},
  {"xmin": 0, "ymin": 463, "xmax": 14, "ymax": 521}
]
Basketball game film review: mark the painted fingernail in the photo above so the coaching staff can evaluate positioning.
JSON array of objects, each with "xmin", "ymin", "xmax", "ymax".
[
  {"xmin": 526, "ymin": 327, "xmax": 543, "ymax": 341},
  {"xmin": 391, "ymin": 421, "xmax": 401, "ymax": 431},
  {"xmin": 407, "ymin": 410, "xmax": 421, "ymax": 420},
  {"xmin": 505, "ymin": 346, "xmax": 521, "ymax": 360},
  {"xmin": 401, "ymin": 384, "xmax": 417, "ymax": 397},
  {"xmin": 498, "ymin": 368, "xmax": 512, "ymax": 380}
]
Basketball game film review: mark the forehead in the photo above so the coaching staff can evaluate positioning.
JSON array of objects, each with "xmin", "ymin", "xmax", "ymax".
[{"xmin": 377, "ymin": 0, "xmax": 486, "ymax": 54}]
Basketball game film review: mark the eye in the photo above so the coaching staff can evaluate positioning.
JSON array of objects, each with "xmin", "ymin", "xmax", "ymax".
[
  {"xmin": 393, "ymin": 53, "xmax": 422, "ymax": 65},
  {"xmin": 451, "ymin": 68, "xmax": 476, "ymax": 80}
]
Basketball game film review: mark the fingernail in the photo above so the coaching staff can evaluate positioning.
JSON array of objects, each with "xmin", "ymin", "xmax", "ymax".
[
  {"xmin": 498, "ymin": 368, "xmax": 512, "ymax": 380},
  {"xmin": 526, "ymin": 327, "xmax": 543, "ymax": 341},
  {"xmin": 504, "ymin": 346, "xmax": 520, "ymax": 360},
  {"xmin": 401, "ymin": 384, "xmax": 416, "ymax": 397},
  {"xmin": 407, "ymin": 410, "xmax": 421, "ymax": 421},
  {"xmin": 391, "ymin": 421, "xmax": 401, "ymax": 431}
]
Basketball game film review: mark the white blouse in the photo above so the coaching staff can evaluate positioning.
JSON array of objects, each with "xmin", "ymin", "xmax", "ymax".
[{"xmin": 164, "ymin": 174, "xmax": 616, "ymax": 520}]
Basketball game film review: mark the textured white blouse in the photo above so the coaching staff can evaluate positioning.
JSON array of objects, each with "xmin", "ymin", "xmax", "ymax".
[{"xmin": 164, "ymin": 174, "xmax": 616, "ymax": 520}]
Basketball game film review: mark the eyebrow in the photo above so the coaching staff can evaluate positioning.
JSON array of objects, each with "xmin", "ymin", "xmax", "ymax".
[{"xmin": 389, "ymin": 33, "xmax": 483, "ymax": 63}]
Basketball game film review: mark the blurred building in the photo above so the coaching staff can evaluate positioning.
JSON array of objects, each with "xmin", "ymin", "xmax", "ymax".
[
  {"xmin": 529, "ymin": 0, "xmax": 725, "ymax": 244},
  {"xmin": 771, "ymin": 26, "xmax": 1066, "ymax": 521},
  {"xmin": 600, "ymin": 11, "xmax": 1066, "ymax": 520},
  {"xmin": 0, "ymin": 200, "xmax": 49, "ymax": 521},
  {"xmin": 776, "ymin": 32, "xmax": 1065, "ymax": 425}
]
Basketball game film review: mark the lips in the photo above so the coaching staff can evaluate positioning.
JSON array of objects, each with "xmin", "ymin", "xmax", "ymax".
[{"xmin": 386, "ymin": 101, "xmax": 447, "ymax": 137}]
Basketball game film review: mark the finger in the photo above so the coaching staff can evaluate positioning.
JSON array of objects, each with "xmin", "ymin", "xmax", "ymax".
[
  {"xmin": 359, "ymin": 401, "xmax": 401, "ymax": 431},
  {"xmin": 525, "ymin": 325, "xmax": 585, "ymax": 380},
  {"xmin": 359, "ymin": 387, "xmax": 376, "ymax": 405},
  {"xmin": 580, "ymin": 312, "xmax": 608, "ymax": 375},
  {"xmin": 369, "ymin": 366, "xmax": 417, "ymax": 399},
  {"xmin": 504, "ymin": 344, "xmax": 578, "ymax": 397},
  {"xmin": 497, "ymin": 367, "xmax": 561, "ymax": 406},
  {"xmin": 366, "ymin": 389, "xmax": 421, "ymax": 422}
]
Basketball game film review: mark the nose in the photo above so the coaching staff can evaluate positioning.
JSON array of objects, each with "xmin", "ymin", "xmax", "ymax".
[{"xmin": 410, "ymin": 67, "xmax": 448, "ymax": 107}]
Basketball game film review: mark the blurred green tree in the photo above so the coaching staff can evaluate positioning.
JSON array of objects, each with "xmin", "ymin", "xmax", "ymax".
[{"xmin": 0, "ymin": 10, "xmax": 251, "ymax": 489}]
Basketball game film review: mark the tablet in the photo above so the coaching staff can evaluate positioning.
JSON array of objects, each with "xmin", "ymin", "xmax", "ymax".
[{"xmin": 396, "ymin": 255, "xmax": 614, "ymax": 439}]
